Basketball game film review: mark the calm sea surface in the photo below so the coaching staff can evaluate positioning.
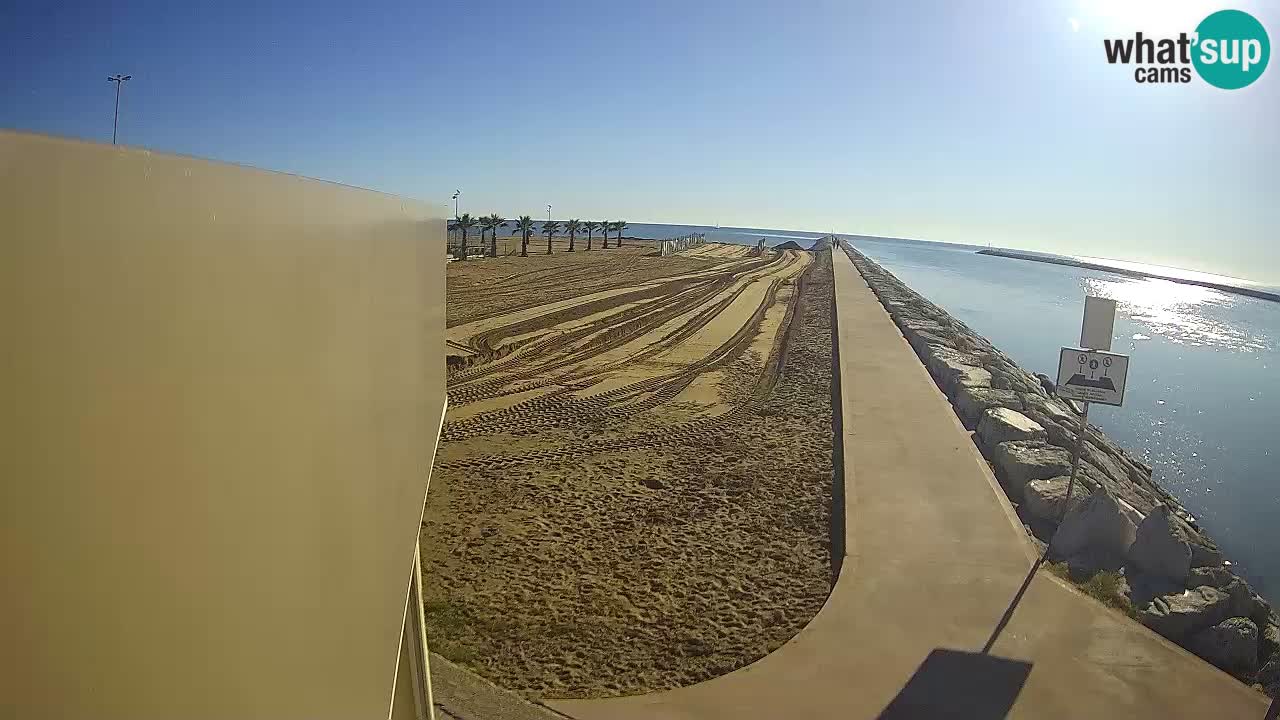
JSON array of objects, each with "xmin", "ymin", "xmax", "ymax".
[
  {"xmin": 628, "ymin": 223, "xmax": 1279, "ymax": 597},
  {"xmin": 849, "ymin": 236, "xmax": 1278, "ymax": 598}
]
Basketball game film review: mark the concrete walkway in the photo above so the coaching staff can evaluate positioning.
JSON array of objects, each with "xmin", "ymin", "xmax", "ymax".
[
  {"xmin": 550, "ymin": 247, "xmax": 1266, "ymax": 719},
  {"xmin": 429, "ymin": 653, "xmax": 570, "ymax": 720}
]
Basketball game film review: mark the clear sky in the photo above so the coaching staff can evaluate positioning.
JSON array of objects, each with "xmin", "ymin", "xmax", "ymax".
[{"xmin": 3, "ymin": 1, "xmax": 1277, "ymax": 282}]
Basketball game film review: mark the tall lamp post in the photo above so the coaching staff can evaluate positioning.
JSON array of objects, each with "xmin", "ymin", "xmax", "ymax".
[
  {"xmin": 107, "ymin": 74, "xmax": 131, "ymax": 145},
  {"xmin": 546, "ymin": 204, "xmax": 552, "ymax": 223},
  {"xmin": 452, "ymin": 190, "xmax": 460, "ymax": 220}
]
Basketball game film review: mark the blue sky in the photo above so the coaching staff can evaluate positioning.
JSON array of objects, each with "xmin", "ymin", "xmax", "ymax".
[{"xmin": 3, "ymin": 0, "xmax": 1277, "ymax": 282}]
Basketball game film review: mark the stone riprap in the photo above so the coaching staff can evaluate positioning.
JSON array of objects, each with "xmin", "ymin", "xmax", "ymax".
[{"xmin": 842, "ymin": 243, "xmax": 1279, "ymax": 692}]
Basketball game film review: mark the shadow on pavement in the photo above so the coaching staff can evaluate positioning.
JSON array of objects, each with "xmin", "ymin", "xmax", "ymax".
[
  {"xmin": 877, "ymin": 648, "xmax": 1033, "ymax": 719},
  {"xmin": 981, "ymin": 556, "xmax": 1044, "ymax": 654}
]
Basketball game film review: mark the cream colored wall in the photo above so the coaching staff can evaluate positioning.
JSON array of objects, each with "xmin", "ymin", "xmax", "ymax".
[{"xmin": 0, "ymin": 131, "xmax": 445, "ymax": 719}]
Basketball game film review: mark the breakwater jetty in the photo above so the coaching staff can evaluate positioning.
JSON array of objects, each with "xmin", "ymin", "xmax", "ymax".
[
  {"xmin": 845, "ymin": 242, "xmax": 1280, "ymax": 696},
  {"xmin": 976, "ymin": 248, "xmax": 1280, "ymax": 303}
]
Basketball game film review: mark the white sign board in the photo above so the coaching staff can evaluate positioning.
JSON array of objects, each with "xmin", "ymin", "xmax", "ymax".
[
  {"xmin": 1056, "ymin": 347, "xmax": 1129, "ymax": 406},
  {"xmin": 1080, "ymin": 296, "xmax": 1116, "ymax": 351}
]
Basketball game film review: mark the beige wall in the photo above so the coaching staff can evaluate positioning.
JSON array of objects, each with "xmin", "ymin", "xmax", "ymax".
[{"xmin": 0, "ymin": 131, "xmax": 445, "ymax": 719}]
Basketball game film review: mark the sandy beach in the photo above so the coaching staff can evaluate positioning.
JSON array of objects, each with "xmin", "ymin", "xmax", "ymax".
[{"xmin": 421, "ymin": 242, "xmax": 835, "ymax": 697}]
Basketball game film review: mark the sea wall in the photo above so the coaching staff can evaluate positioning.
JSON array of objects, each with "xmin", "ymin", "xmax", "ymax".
[{"xmin": 842, "ymin": 242, "xmax": 1280, "ymax": 694}]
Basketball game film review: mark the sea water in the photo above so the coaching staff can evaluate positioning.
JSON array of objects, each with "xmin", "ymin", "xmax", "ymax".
[
  {"xmin": 847, "ymin": 236, "xmax": 1278, "ymax": 598},
  {"xmin": 627, "ymin": 223, "xmax": 1278, "ymax": 596}
]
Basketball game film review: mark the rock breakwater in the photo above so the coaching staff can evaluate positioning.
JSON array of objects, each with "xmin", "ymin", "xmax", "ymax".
[{"xmin": 842, "ymin": 242, "xmax": 1279, "ymax": 696}]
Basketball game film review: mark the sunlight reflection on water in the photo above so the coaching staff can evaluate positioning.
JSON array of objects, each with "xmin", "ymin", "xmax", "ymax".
[
  {"xmin": 853, "ymin": 237, "xmax": 1280, "ymax": 597},
  {"xmin": 1084, "ymin": 276, "xmax": 1267, "ymax": 352}
]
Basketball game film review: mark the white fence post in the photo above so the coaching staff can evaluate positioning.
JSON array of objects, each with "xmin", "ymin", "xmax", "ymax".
[{"xmin": 659, "ymin": 232, "xmax": 706, "ymax": 257}]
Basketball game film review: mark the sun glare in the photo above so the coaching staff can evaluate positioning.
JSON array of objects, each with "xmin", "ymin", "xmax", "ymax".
[{"xmin": 1084, "ymin": 276, "xmax": 1265, "ymax": 351}]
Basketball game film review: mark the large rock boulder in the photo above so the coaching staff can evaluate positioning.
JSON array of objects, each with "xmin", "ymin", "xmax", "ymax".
[
  {"xmin": 1187, "ymin": 566, "xmax": 1235, "ymax": 589},
  {"xmin": 923, "ymin": 348, "xmax": 991, "ymax": 397},
  {"xmin": 1185, "ymin": 617, "xmax": 1259, "ymax": 677},
  {"xmin": 954, "ymin": 386, "xmax": 1022, "ymax": 428},
  {"xmin": 1252, "ymin": 593, "xmax": 1278, "ymax": 630},
  {"xmin": 1035, "ymin": 372, "xmax": 1056, "ymax": 395},
  {"xmin": 1127, "ymin": 569, "xmax": 1189, "ymax": 608},
  {"xmin": 1023, "ymin": 394, "xmax": 1077, "ymax": 425},
  {"xmin": 895, "ymin": 317, "xmax": 947, "ymax": 339},
  {"xmin": 948, "ymin": 365, "xmax": 993, "ymax": 397},
  {"xmin": 1261, "ymin": 653, "xmax": 1280, "ymax": 699},
  {"xmin": 1079, "ymin": 442, "xmax": 1136, "ymax": 493},
  {"xmin": 1050, "ymin": 487, "xmax": 1136, "ymax": 559},
  {"xmin": 907, "ymin": 330, "xmax": 953, "ymax": 359},
  {"xmin": 1187, "ymin": 538, "xmax": 1224, "ymax": 568},
  {"xmin": 988, "ymin": 368, "xmax": 1015, "ymax": 391},
  {"xmin": 1114, "ymin": 496, "xmax": 1147, "ymax": 530},
  {"xmin": 1261, "ymin": 623, "xmax": 1280, "ymax": 664},
  {"xmin": 977, "ymin": 408, "xmax": 1046, "ymax": 452},
  {"xmin": 922, "ymin": 346, "xmax": 975, "ymax": 376},
  {"xmin": 1220, "ymin": 578, "xmax": 1273, "ymax": 628},
  {"xmin": 1154, "ymin": 510, "xmax": 1224, "ymax": 569},
  {"xmin": 1023, "ymin": 476, "xmax": 1090, "ymax": 522},
  {"xmin": 1127, "ymin": 504, "xmax": 1191, "ymax": 585},
  {"xmin": 992, "ymin": 440, "xmax": 1074, "ymax": 500},
  {"xmin": 1139, "ymin": 585, "xmax": 1234, "ymax": 642},
  {"xmin": 986, "ymin": 364, "xmax": 1045, "ymax": 397},
  {"xmin": 1019, "ymin": 394, "xmax": 1087, "ymax": 446}
]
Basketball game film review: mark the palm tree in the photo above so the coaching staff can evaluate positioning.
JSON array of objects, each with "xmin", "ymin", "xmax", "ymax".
[
  {"xmin": 515, "ymin": 215, "xmax": 536, "ymax": 257},
  {"xmin": 448, "ymin": 213, "xmax": 477, "ymax": 260},
  {"xmin": 543, "ymin": 220, "xmax": 561, "ymax": 255},
  {"xmin": 600, "ymin": 221, "xmax": 610, "ymax": 250},
  {"xmin": 564, "ymin": 219, "xmax": 582, "ymax": 252},
  {"xmin": 584, "ymin": 221, "xmax": 601, "ymax": 250},
  {"xmin": 480, "ymin": 214, "xmax": 505, "ymax": 257},
  {"xmin": 613, "ymin": 220, "xmax": 628, "ymax": 247}
]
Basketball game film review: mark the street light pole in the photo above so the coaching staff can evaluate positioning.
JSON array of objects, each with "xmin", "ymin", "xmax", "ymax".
[
  {"xmin": 452, "ymin": 190, "xmax": 460, "ymax": 220},
  {"xmin": 107, "ymin": 74, "xmax": 131, "ymax": 145},
  {"xmin": 547, "ymin": 204, "xmax": 551, "ymax": 223}
]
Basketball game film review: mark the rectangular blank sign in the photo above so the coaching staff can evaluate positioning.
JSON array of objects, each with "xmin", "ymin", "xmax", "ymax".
[
  {"xmin": 1080, "ymin": 296, "xmax": 1116, "ymax": 351},
  {"xmin": 1057, "ymin": 347, "xmax": 1129, "ymax": 406}
]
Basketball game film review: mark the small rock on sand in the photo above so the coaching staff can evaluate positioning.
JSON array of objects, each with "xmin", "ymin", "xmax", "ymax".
[{"xmin": 641, "ymin": 476, "xmax": 666, "ymax": 490}]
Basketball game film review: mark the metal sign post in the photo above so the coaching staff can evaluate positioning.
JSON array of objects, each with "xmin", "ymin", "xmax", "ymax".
[
  {"xmin": 1047, "ymin": 399, "xmax": 1091, "ymax": 552},
  {"xmin": 1046, "ymin": 298, "xmax": 1130, "ymax": 554}
]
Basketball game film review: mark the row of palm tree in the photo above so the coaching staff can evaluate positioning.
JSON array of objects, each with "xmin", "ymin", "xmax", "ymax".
[{"xmin": 448, "ymin": 214, "xmax": 628, "ymax": 259}]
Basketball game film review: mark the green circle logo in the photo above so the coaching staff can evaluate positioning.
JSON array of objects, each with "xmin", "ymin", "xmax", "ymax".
[{"xmin": 1193, "ymin": 10, "xmax": 1270, "ymax": 89}]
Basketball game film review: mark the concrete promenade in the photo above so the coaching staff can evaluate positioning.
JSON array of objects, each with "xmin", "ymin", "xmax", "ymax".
[{"xmin": 549, "ymin": 246, "xmax": 1266, "ymax": 719}]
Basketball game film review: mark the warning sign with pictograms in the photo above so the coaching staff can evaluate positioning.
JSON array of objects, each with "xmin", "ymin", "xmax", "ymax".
[{"xmin": 1056, "ymin": 348, "xmax": 1129, "ymax": 406}]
